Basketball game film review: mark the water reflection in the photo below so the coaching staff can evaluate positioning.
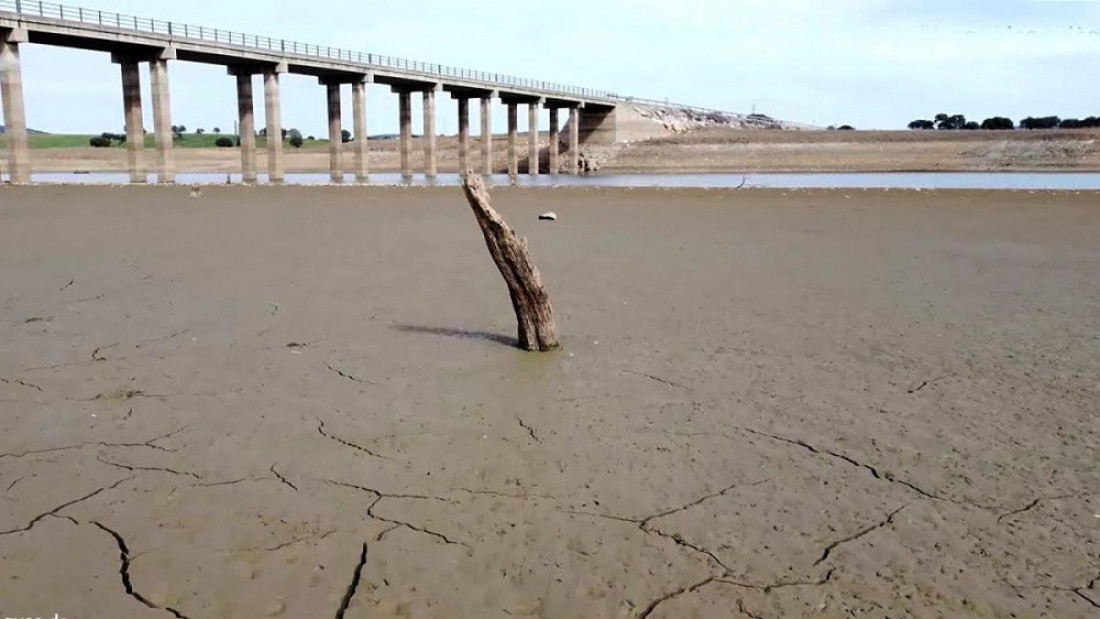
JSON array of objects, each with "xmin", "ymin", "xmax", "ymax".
[{"xmin": 9, "ymin": 172, "xmax": 1100, "ymax": 190}]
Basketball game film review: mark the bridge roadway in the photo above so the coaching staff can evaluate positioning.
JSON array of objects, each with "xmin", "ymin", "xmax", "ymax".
[{"xmin": 1, "ymin": 1, "xmax": 760, "ymax": 184}]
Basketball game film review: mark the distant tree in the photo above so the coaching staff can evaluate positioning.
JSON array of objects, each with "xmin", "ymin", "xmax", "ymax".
[
  {"xmin": 1059, "ymin": 118, "xmax": 1083, "ymax": 129},
  {"xmin": 89, "ymin": 136, "xmax": 112, "ymax": 148},
  {"xmin": 1019, "ymin": 116, "xmax": 1061, "ymax": 130},
  {"xmin": 287, "ymin": 128, "xmax": 304, "ymax": 149},
  {"xmin": 935, "ymin": 113, "xmax": 967, "ymax": 130},
  {"xmin": 826, "ymin": 125, "xmax": 836, "ymax": 130},
  {"xmin": 908, "ymin": 119, "xmax": 935, "ymax": 130},
  {"xmin": 215, "ymin": 137, "xmax": 235, "ymax": 148},
  {"xmin": 837, "ymin": 124, "xmax": 855, "ymax": 130},
  {"xmin": 980, "ymin": 117, "xmax": 1015, "ymax": 130},
  {"xmin": 213, "ymin": 127, "xmax": 221, "ymax": 134},
  {"xmin": 307, "ymin": 136, "xmax": 316, "ymax": 140},
  {"xmin": 195, "ymin": 128, "xmax": 205, "ymax": 135},
  {"xmin": 341, "ymin": 129, "xmax": 352, "ymax": 143},
  {"xmin": 963, "ymin": 121, "xmax": 980, "ymax": 130},
  {"xmin": 281, "ymin": 128, "xmax": 289, "ymax": 140}
]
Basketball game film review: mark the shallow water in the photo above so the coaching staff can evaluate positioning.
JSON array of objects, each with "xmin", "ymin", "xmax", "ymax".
[{"xmin": 12, "ymin": 171, "xmax": 1100, "ymax": 190}]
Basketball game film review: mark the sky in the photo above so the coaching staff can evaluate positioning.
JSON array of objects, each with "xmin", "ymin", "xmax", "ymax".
[{"xmin": 3, "ymin": 0, "xmax": 1100, "ymax": 136}]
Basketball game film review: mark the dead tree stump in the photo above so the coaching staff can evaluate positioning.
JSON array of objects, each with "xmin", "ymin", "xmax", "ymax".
[{"xmin": 461, "ymin": 174, "xmax": 561, "ymax": 352}]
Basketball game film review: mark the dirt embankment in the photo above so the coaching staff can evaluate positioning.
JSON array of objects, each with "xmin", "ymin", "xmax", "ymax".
[
  {"xmin": 10, "ymin": 127, "xmax": 1100, "ymax": 176},
  {"xmin": 586, "ymin": 127, "xmax": 1100, "ymax": 173}
]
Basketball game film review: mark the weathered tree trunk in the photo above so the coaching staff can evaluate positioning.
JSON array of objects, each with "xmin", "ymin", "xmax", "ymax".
[{"xmin": 461, "ymin": 174, "xmax": 561, "ymax": 352}]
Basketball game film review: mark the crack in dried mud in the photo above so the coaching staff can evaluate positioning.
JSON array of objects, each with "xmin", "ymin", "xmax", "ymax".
[
  {"xmin": 0, "ymin": 427, "xmax": 185, "ymax": 461},
  {"xmin": 0, "ymin": 376, "xmax": 44, "ymax": 392},
  {"xmin": 996, "ymin": 494, "xmax": 1074, "ymax": 524},
  {"xmin": 720, "ymin": 569, "xmax": 836, "ymax": 594},
  {"xmin": 334, "ymin": 543, "xmax": 369, "ymax": 619},
  {"xmin": 0, "ymin": 477, "xmax": 132, "ymax": 536},
  {"xmin": 637, "ymin": 576, "xmax": 718, "ymax": 618},
  {"xmin": 908, "ymin": 375, "xmax": 948, "ymax": 394},
  {"xmin": 814, "ymin": 505, "xmax": 906, "ymax": 567},
  {"xmin": 623, "ymin": 369, "xmax": 686, "ymax": 390},
  {"xmin": 454, "ymin": 487, "xmax": 553, "ymax": 501},
  {"xmin": 688, "ymin": 426, "xmax": 1008, "ymax": 510},
  {"xmin": 516, "ymin": 417, "xmax": 542, "ymax": 444},
  {"xmin": 270, "ymin": 464, "xmax": 299, "ymax": 491},
  {"xmin": 94, "ymin": 521, "xmax": 191, "ymax": 619},
  {"xmin": 317, "ymin": 418, "xmax": 393, "ymax": 461},
  {"xmin": 566, "ymin": 478, "xmax": 771, "ymax": 575},
  {"xmin": 97, "ymin": 456, "xmax": 202, "ymax": 480},
  {"xmin": 327, "ymin": 364, "xmax": 376, "ymax": 385},
  {"xmin": 92, "ymin": 342, "xmax": 119, "ymax": 361},
  {"xmin": 325, "ymin": 479, "xmax": 465, "ymax": 547}
]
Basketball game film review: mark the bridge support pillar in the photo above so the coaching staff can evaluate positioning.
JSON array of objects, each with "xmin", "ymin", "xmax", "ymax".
[
  {"xmin": 149, "ymin": 56, "xmax": 174, "ymax": 184},
  {"xmin": 480, "ymin": 96, "xmax": 492, "ymax": 175},
  {"xmin": 457, "ymin": 98, "xmax": 469, "ymax": 173},
  {"xmin": 422, "ymin": 88, "xmax": 437, "ymax": 177},
  {"xmin": 548, "ymin": 108, "xmax": 560, "ymax": 175},
  {"xmin": 118, "ymin": 60, "xmax": 145, "ymax": 184},
  {"xmin": 234, "ymin": 73, "xmax": 258, "ymax": 183},
  {"xmin": 528, "ymin": 101, "xmax": 542, "ymax": 176},
  {"xmin": 352, "ymin": 79, "xmax": 368, "ymax": 182},
  {"xmin": 507, "ymin": 103, "xmax": 518, "ymax": 177},
  {"xmin": 264, "ymin": 66, "xmax": 285, "ymax": 183},
  {"xmin": 568, "ymin": 107, "xmax": 581, "ymax": 175},
  {"xmin": 0, "ymin": 30, "xmax": 30, "ymax": 184},
  {"xmin": 326, "ymin": 83, "xmax": 343, "ymax": 183},
  {"xmin": 398, "ymin": 91, "xmax": 412, "ymax": 180}
]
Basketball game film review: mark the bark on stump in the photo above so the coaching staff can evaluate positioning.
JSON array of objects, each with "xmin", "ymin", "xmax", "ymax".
[{"xmin": 461, "ymin": 174, "xmax": 561, "ymax": 352}]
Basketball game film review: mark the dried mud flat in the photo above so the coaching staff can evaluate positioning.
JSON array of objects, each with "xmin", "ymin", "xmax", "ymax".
[{"xmin": 0, "ymin": 185, "xmax": 1097, "ymax": 618}]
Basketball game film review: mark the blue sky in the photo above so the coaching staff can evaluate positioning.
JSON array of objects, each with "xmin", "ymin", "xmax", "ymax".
[{"xmin": 4, "ymin": 0, "xmax": 1100, "ymax": 135}]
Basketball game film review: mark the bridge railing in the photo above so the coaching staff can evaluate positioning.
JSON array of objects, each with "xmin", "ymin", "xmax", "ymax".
[
  {"xmin": 0, "ymin": 0, "xmax": 621, "ymax": 101},
  {"xmin": 0, "ymin": 0, "xmax": 818, "ymax": 128}
]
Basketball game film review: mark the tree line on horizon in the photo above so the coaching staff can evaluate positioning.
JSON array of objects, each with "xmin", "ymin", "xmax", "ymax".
[{"xmin": 908, "ymin": 113, "xmax": 1100, "ymax": 131}]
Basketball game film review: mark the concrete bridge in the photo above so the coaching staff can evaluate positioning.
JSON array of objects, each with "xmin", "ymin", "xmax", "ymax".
[{"xmin": 2, "ymin": 1, "xmax": 729, "ymax": 184}]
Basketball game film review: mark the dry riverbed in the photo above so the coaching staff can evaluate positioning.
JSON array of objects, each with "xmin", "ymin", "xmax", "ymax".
[{"xmin": 1, "ymin": 185, "xmax": 1097, "ymax": 618}]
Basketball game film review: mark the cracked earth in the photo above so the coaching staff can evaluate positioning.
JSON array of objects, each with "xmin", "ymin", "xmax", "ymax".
[{"xmin": 1, "ymin": 185, "xmax": 1098, "ymax": 618}]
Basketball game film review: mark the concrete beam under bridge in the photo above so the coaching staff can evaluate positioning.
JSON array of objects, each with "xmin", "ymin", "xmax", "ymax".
[
  {"xmin": 230, "ymin": 62, "xmax": 287, "ymax": 183},
  {"xmin": 318, "ymin": 73, "xmax": 371, "ymax": 182},
  {"xmin": 111, "ymin": 47, "xmax": 175, "ymax": 184},
  {"xmin": 444, "ymin": 85, "xmax": 495, "ymax": 176},
  {"xmin": 528, "ymin": 99, "xmax": 543, "ymax": 176},
  {"xmin": 391, "ymin": 82, "xmax": 441, "ymax": 178},
  {"xmin": 1, "ymin": 27, "xmax": 30, "ymax": 183}
]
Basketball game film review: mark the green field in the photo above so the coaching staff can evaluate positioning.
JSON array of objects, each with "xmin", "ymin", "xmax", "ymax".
[{"xmin": 0, "ymin": 133, "xmax": 331, "ymax": 150}]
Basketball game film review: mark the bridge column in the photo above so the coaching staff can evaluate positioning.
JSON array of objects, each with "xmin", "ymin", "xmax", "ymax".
[
  {"xmin": 325, "ymin": 82, "xmax": 343, "ymax": 183},
  {"xmin": 398, "ymin": 91, "xmax": 412, "ymax": 179},
  {"xmin": 422, "ymin": 87, "xmax": 437, "ymax": 177},
  {"xmin": 233, "ymin": 72, "xmax": 258, "ymax": 183},
  {"xmin": 507, "ymin": 103, "xmax": 518, "ymax": 177},
  {"xmin": 264, "ymin": 64, "xmax": 286, "ymax": 183},
  {"xmin": 352, "ymin": 78, "xmax": 369, "ymax": 182},
  {"xmin": 0, "ymin": 29, "xmax": 30, "ymax": 184},
  {"xmin": 116, "ymin": 58, "xmax": 145, "ymax": 184},
  {"xmin": 457, "ymin": 98, "xmax": 469, "ymax": 173},
  {"xmin": 548, "ymin": 107, "xmax": 560, "ymax": 175},
  {"xmin": 149, "ymin": 53, "xmax": 175, "ymax": 184},
  {"xmin": 568, "ymin": 107, "xmax": 581, "ymax": 174},
  {"xmin": 528, "ymin": 100, "xmax": 542, "ymax": 176},
  {"xmin": 480, "ymin": 96, "xmax": 493, "ymax": 175}
]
